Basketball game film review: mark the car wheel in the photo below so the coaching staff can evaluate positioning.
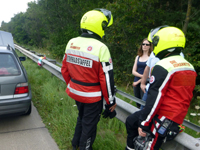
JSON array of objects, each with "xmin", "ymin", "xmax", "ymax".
[{"xmin": 24, "ymin": 104, "xmax": 32, "ymax": 115}]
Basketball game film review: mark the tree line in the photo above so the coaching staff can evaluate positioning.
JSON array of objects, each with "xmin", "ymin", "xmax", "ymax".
[{"xmin": 1, "ymin": 0, "xmax": 199, "ymax": 97}]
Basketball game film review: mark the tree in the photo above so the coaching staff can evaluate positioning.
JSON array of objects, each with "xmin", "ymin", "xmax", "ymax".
[
  {"xmin": 1, "ymin": 0, "xmax": 199, "ymax": 89},
  {"xmin": 182, "ymin": 0, "xmax": 192, "ymax": 35}
]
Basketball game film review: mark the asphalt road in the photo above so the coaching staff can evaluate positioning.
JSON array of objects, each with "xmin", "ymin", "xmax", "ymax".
[{"xmin": 0, "ymin": 103, "xmax": 59, "ymax": 150}]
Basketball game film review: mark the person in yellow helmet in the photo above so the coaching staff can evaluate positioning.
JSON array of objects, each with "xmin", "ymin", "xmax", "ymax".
[
  {"xmin": 61, "ymin": 8, "xmax": 116, "ymax": 150},
  {"xmin": 125, "ymin": 26, "xmax": 197, "ymax": 150}
]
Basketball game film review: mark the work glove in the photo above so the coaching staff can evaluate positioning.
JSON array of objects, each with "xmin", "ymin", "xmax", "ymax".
[{"xmin": 102, "ymin": 99, "xmax": 116, "ymax": 119}]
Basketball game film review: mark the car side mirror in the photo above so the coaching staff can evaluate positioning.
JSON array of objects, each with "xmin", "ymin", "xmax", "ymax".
[{"xmin": 19, "ymin": 56, "xmax": 26, "ymax": 61}]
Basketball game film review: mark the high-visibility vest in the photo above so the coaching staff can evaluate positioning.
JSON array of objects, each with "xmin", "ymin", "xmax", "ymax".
[{"xmin": 61, "ymin": 36, "xmax": 115, "ymax": 104}]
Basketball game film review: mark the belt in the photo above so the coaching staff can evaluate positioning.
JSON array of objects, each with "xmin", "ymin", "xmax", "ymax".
[{"xmin": 71, "ymin": 78, "xmax": 100, "ymax": 86}]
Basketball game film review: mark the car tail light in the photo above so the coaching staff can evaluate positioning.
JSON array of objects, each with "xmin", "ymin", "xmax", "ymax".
[{"xmin": 14, "ymin": 83, "xmax": 29, "ymax": 94}]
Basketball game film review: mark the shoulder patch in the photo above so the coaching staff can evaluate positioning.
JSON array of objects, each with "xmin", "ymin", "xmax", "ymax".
[
  {"xmin": 109, "ymin": 58, "xmax": 112, "ymax": 64},
  {"xmin": 150, "ymin": 75, "xmax": 155, "ymax": 84},
  {"xmin": 87, "ymin": 46, "xmax": 93, "ymax": 52}
]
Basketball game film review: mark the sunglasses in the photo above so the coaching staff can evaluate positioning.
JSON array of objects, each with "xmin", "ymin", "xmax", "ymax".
[{"xmin": 142, "ymin": 43, "xmax": 150, "ymax": 46}]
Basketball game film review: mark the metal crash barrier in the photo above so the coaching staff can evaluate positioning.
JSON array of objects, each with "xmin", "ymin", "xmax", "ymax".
[{"xmin": 15, "ymin": 44, "xmax": 200, "ymax": 150}]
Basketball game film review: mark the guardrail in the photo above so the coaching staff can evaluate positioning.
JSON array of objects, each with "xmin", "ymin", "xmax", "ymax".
[{"xmin": 15, "ymin": 44, "xmax": 200, "ymax": 150}]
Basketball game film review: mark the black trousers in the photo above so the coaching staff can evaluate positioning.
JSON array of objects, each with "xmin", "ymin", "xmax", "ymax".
[
  {"xmin": 125, "ymin": 110, "xmax": 179, "ymax": 150},
  {"xmin": 72, "ymin": 100, "xmax": 103, "ymax": 150}
]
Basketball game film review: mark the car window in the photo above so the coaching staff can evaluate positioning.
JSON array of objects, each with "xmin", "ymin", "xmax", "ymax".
[{"xmin": 0, "ymin": 53, "xmax": 20, "ymax": 76}]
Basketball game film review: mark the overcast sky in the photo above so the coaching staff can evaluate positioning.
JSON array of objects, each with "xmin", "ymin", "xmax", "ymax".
[{"xmin": 0, "ymin": 0, "xmax": 35, "ymax": 26}]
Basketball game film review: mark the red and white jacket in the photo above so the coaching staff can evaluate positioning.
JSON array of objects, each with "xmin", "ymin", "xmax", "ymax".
[
  {"xmin": 139, "ymin": 54, "xmax": 197, "ymax": 131},
  {"xmin": 61, "ymin": 34, "xmax": 115, "ymax": 104}
]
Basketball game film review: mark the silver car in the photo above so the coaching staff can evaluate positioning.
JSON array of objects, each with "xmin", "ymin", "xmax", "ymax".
[{"xmin": 0, "ymin": 30, "xmax": 32, "ymax": 116}]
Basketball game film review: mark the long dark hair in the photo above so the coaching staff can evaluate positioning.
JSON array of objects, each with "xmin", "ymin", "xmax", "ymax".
[{"xmin": 137, "ymin": 38, "xmax": 153, "ymax": 57}]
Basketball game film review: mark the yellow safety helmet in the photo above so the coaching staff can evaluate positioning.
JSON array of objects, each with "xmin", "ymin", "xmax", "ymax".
[
  {"xmin": 80, "ymin": 8, "xmax": 113, "ymax": 38},
  {"xmin": 147, "ymin": 26, "xmax": 186, "ymax": 57}
]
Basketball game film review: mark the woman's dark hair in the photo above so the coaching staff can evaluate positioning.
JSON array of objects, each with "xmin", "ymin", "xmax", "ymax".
[{"xmin": 137, "ymin": 38, "xmax": 153, "ymax": 57}]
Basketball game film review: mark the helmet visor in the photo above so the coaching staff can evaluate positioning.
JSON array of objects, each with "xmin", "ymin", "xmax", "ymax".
[
  {"xmin": 94, "ymin": 8, "xmax": 113, "ymax": 27},
  {"xmin": 149, "ymin": 25, "xmax": 169, "ymax": 41}
]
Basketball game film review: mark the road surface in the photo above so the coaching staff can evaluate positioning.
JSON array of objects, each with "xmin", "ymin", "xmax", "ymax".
[{"xmin": 0, "ymin": 103, "xmax": 59, "ymax": 150}]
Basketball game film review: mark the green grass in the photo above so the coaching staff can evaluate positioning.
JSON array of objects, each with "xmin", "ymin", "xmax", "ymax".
[{"xmin": 16, "ymin": 49, "xmax": 200, "ymax": 150}]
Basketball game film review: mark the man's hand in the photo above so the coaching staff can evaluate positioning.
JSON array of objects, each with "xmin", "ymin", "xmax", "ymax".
[
  {"xmin": 140, "ymin": 66, "xmax": 150, "ymax": 92},
  {"xmin": 109, "ymin": 103, "xmax": 117, "ymax": 112},
  {"xmin": 102, "ymin": 103, "xmax": 117, "ymax": 119},
  {"xmin": 140, "ymin": 83, "xmax": 146, "ymax": 93},
  {"xmin": 138, "ymin": 127, "xmax": 147, "ymax": 137}
]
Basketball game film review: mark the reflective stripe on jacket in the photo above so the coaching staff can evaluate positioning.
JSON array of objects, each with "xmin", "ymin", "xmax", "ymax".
[
  {"xmin": 140, "ymin": 55, "xmax": 197, "ymax": 129},
  {"xmin": 61, "ymin": 35, "xmax": 115, "ymax": 104}
]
